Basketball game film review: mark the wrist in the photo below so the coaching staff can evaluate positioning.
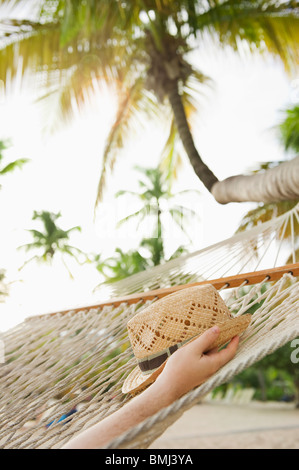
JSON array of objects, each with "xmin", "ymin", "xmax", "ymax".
[{"xmin": 153, "ymin": 372, "xmax": 181, "ymax": 405}]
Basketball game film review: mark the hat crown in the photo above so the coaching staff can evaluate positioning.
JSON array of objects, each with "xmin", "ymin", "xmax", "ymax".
[{"xmin": 127, "ymin": 285, "xmax": 232, "ymax": 360}]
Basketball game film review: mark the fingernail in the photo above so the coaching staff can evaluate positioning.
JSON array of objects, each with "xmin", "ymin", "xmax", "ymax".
[{"xmin": 212, "ymin": 326, "xmax": 220, "ymax": 334}]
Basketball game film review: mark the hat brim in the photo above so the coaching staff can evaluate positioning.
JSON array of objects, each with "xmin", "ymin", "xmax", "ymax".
[{"xmin": 122, "ymin": 314, "xmax": 251, "ymax": 395}]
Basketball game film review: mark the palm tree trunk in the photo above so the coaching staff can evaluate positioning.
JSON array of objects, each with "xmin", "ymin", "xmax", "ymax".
[
  {"xmin": 211, "ymin": 156, "xmax": 299, "ymax": 204},
  {"xmin": 167, "ymin": 81, "xmax": 299, "ymax": 204},
  {"xmin": 167, "ymin": 81, "xmax": 219, "ymax": 192},
  {"xmin": 257, "ymin": 369, "xmax": 267, "ymax": 401}
]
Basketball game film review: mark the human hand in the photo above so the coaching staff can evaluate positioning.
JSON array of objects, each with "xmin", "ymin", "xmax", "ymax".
[{"xmin": 154, "ymin": 326, "xmax": 239, "ymax": 401}]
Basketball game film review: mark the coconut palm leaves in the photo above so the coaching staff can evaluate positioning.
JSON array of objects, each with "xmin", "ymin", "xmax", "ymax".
[
  {"xmin": 95, "ymin": 240, "xmax": 188, "ymax": 284},
  {"xmin": 237, "ymin": 201, "xmax": 299, "ymax": 264},
  {"xmin": 116, "ymin": 165, "xmax": 200, "ymax": 245},
  {"xmin": 279, "ymin": 105, "xmax": 299, "ymax": 153},
  {"xmin": 1, "ymin": 1, "xmax": 299, "ymax": 204},
  {"xmin": 95, "ymin": 248, "xmax": 151, "ymax": 284},
  {"xmin": 192, "ymin": 1, "xmax": 299, "ymax": 68},
  {"xmin": 237, "ymin": 198, "xmax": 299, "ymax": 234},
  {"xmin": 18, "ymin": 210, "xmax": 86, "ymax": 277}
]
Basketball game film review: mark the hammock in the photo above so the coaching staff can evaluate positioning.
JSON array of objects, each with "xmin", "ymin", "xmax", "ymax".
[{"xmin": 0, "ymin": 204, "xmax": 298, "ymax": 449}]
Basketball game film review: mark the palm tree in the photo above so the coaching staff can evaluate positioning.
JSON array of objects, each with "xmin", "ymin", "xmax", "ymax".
[
  {"xmin": 19, "ymin": 210, "xmax": 86, "ymax": 277},
  {"xmin": 116, "ymin": 165, "xmax": 200, "ymax": 253},
  {"xmin": 0, "ymin": 139, "xmax": 29, "ymax": 190},
  {"xmin": 1, "ymin": 1, "xmax": 299, "ymax": 205},
  {"xmin": 93, "ymin": 165, "xmax": 195, "ymax": 283}
]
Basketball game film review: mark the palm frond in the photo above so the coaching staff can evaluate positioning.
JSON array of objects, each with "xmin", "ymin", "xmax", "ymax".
[
  {"xmin": 60, "ymin": 244, "xmax": 86, "ymax": 263},
  {"xmin": 60, "ymin": 255, "xmax": 75, "ymax": 279},
  {"xmin": 65, "ymin": 225, "xmax": 82, "ymax": 234},
  {"xmin": 0, "ymin": 5, "xmax": 145, "ymax": 130},
  {"xmin": 182, "ymin": 68, "xmax": 212, "ymax": 110},
  {"xmin": 18, "ymin": 254, "xmax": 40, "ymax": 271},
  {"xmin": 26, "ymin": 228, "xmax": 47, "ymax": 240},
  {"xmin": 279, "ymin": 105, "xmax": 299, "ymax": 153},
  {"xmin": 168, "ymin": 243, "xmax": 188, "ymax": 260},
  {"xmin": 159, "ymin": 118, "xmax": 183, "ymax": 183},
  {"xmin": 94, "ymin": 78, "xmax": 159, "ymax": 208},
  {"xmin": 0, "ymin": 157, "xmax": 29, "ymax": 174},
  {"xmin": 168, "ymin": 206, "xmax": 195, "ymax": 242},
  {"xmin": 236, "ymin": 200, "xmax": 299, "ymax": 239},
  {"xmin": 115, "ymin": 189, "xmax": 141, "ymax": 198},
  {"xmin": 174, "ymin": 188, "xmax": 201, "ymax": 197},
  {"xmin": 193, "ymin": 0, "xmax": 299, "ymax": 71},
  {"xmin": 171, "ymin": 203, "xmax": 200, "ymax": 219},
  {"xmin": 0, "ymin": 24, "xmax": 61, "ymax": 85},
  {"xmin": 116, "ymin": 204, "xmax": 153, "ymax": 228},
  {"xmin": 17, "ymin": 241, "xmax": 44, "ymax": 252},
  {"xmin": 285, "ymin": 247, "xmax": 299, "ymax": 264}
]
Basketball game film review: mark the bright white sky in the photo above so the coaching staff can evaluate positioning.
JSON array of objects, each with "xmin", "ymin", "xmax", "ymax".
[{"xmin": 0, "ymin": 41, "xmax": 297, "ymax": 332}]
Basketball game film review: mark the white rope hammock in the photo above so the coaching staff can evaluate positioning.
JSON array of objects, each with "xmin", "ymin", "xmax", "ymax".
[
  {"xmin": 0, "ymin": 204, "xmax": 298, "ymax": 449},
  {"xmin": 94, "ymin": 202, "xmax": 299, "ymax": 300}
]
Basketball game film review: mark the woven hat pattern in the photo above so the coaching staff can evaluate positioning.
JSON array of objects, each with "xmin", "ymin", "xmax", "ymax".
[{"xmin": 127, "ymin": 285, "xmax": 235, "ymax": 359}]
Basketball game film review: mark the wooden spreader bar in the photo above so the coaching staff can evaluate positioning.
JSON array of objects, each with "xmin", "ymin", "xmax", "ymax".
[{"xmin": 37, "ymin": 263, "xmax": 299, "ymax": 319}]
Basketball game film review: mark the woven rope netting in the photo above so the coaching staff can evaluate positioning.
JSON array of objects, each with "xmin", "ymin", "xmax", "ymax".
[
  {"xmin": 0, "ymin": 204, "xmax": 298, "ymax": 449},
  {"xmin": 95, "ymin": 203, "xmax": 299, "ymax": 300}
]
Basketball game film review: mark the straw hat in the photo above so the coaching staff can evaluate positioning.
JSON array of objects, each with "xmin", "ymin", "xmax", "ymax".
[{"xmin": 122, "ymin": 284, "xmax": 251, "ymax": 395}]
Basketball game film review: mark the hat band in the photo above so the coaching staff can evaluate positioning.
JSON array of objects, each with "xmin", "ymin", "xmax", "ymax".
[{"xmin": 137, "ymin": 336, "xmax": 196, "ymax": 375}]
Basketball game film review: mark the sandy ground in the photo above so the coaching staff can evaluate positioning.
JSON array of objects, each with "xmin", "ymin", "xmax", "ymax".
[{"xmin": 149, "ymin": 401, "xmax": 299, "ymax": 449}]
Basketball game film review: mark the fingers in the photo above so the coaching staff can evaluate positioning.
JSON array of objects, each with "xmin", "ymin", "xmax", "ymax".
[
  {"xmin": 182, "ymin": 327, "xmax": 240, "ymax": 370},
  {"xmin": 210, "ymin": 335, "xmax": 240, "ymax": 368},
  {"xmin": 186, "ymin": 326, "xmax": 221, "ymax": 355}
]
